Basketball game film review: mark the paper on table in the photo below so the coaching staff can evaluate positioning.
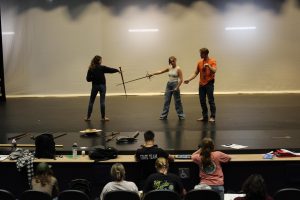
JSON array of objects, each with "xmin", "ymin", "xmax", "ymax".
[
  {"xmin": 225, "ymin": 193, "xmax": 245, "ymax": 200},
  {"xmin": 221, "ymin": 144, "xmax": 248, "ymax": 149},
  {"xmin": 0, "ymin": 155, "xmax": 8, "ymax": 161}
]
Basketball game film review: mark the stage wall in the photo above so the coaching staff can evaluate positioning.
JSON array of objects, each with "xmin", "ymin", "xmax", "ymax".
[{"xmin": 1, "ymin": 0, "xmax": 300, "ymax": 96}]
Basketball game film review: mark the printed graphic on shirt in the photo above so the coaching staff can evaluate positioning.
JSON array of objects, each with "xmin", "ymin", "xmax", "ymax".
[
  {"xmin": 139, "ymin": 154, "xmax": 158, "ymax": 160},
  {"xmin": 153, "ymin": 180, "xmax": 174, "ymax": 191},
  {"xmin": 202, "ymin": 161, "xmax": 216, "ymax": 174}
]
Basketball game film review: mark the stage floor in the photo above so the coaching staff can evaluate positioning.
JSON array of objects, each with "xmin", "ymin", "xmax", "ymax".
[{"xmin": 1, "ymin": 94, "xmax": 300, "ymax": 154}]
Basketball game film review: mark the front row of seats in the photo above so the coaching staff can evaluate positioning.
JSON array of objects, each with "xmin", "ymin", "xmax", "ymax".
[
  {"xmin": 1, "ymin": 187, "xmax": 300, "ymax": 200},
  {"xmin": 0, "ymin": 189, "xmax": 219, "ymax": 200},
  {"xmin": 0, "ymin": 189, "xmax": 89, "ymax": 200}
]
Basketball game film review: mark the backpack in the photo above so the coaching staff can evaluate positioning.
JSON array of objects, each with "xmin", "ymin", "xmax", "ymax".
[
  {"xmin": 34, "ymin": 133, "xmax": 56, "ymax": 159},
  {"xmin": 89, "ymin": 146, "xmax": 118, "ymax": 161}
]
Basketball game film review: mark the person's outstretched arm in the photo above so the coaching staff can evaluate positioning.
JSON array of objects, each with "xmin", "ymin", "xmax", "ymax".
[
  {"xmin": 148, "ymin": 67, "xmax": 169, "ymax": 77},
  {"xmin": 184, "ymin": 67, "xmax": 199, "ymax": 84}
]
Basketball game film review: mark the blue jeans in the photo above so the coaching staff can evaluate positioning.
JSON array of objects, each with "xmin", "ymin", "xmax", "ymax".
[
  {"xmin": 160, "ymin": 81, "xmax": 185, "ymax": 119},
  {"xmin": 210, "ymin": 185, "xmax": 224, "ymax": 200},
  {"xmin": 199, "ymin": 80, "xmax": 216, "ymax": 119},
  {"xmin": 87, "ymin": 84, "xmax": 106, "ymax": 119}
]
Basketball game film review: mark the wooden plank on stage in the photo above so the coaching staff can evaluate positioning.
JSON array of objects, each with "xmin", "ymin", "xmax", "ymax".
[{"xmin": 0, "ymin": 144, "xmax": 63, "ymax": 148}]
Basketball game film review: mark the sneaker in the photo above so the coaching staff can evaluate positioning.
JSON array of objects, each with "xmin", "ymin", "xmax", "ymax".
[
  {"xmin": 84, "ymin": 118, "xmax": 91, "ymax": 121},
  {"xmin": 209, "ymin": 117, "xmax": 215, "ymax": 122},
  {"xmin": 159, "ymin": 117, "xmax": 167, "ymax": 120},
  {"xmin": 179, "ymin": 116, "xmax": 185, "ymax": 120},
  {"xmin": 101, "ymin": 117, "xmax": 110, "ymax": 121},
  {"xmin": 197, "ymin": 117, "xmax": 208, "ymax": 122}
]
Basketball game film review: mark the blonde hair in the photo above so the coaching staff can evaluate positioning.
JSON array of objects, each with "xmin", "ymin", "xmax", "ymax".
[
  {"xmin": 168, "ymin": 56, "xmax": 177, "ymax": 65},
  {"xmin": 155, "ymin": 157, "xmax": 169, "ymax": 171},
  {"xmin": 110, "ymin": 163, "xmax": 125, "ymax": 181}
]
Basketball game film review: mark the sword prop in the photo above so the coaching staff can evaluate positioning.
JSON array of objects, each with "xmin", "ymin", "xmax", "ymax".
[
  {"xmin": 119, "ymin": 67, "xmax": 127, "ymax": 99},
  {"xmin": 116, "ymin": 72, "xmax": 151, "ymax": 86}
]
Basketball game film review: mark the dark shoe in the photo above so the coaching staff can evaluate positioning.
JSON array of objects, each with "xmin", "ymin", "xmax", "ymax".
[
  {"xmin": 84, "ymin": 118, "xmax": 91, "ymax": 121},
  {"xmin": 179, "ymin": 116, "xmax": 185, "ymax": 120},
  {"xmin": 197, "ymin": 117, "xmax": 208, "ymax": 122},
  {"xmin": 159, "ymin": 117, "xmax": 167, "ymax": 120}
]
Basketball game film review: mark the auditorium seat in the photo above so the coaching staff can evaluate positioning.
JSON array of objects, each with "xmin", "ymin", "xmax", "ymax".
[
  {"xmin": 143, "ymin": 190, "xmax": 180, "ymax": 200},
  {"xmin": 20, "ymin": 190, "xmax": 51, "ymax": 200},
  {"xmin": 185, "ymin": 189, "xmax": 221, "ymax": 200},
  {"xmin": 58, "ymin": 189, "xmax": 90, "ymax": 200},
  {"xmin": 273, "ymin": 188, "xmax": 300, "ymax": 200},
  {"xmin": 0, "ymin": 189, "xmax": 15, "ymax": 200},
  {"xmin": 103, "ymin": 190, "xmax": 140, "ymax": 200}
]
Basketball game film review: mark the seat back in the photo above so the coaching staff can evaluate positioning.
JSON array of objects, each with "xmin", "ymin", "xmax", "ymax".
[
  {"xmin": 185, "ymin": 189, "xmax": 221, "ymax": 200},
  {"xmin": 143, "ymin": 190, "xmax": 180, "ymax": 200},
  {"xmin": 69, "ymin": 178, "xmax": 92, "ymax": 198},
  {"xmin": 103, "ymin": 190, "xmax": 140, "ymax": 200},
  {"xmin": 20, "ymin": 190, "xmax": 51, "ymax": 200},
  {"xmin": 274, "ymin": 188, "xmax": 300, "ymax": 200},
  {"xmin": 0, "ymin": 189, "xmax": 15, "ymax": 200},
  {"xmin": 58, "ymin": 189, "xmax": 90, "ymax": 200}
]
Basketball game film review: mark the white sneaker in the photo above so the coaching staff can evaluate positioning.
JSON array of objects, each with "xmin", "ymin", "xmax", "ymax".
[{"xmin": 209, "ymin": 117, "xmax": 215, "ymax": 122}]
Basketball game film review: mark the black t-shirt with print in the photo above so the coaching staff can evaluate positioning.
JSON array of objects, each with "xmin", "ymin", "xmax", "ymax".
[
  {"xmin": 135, "ymin": 145, "xmax": 169, "ymax": 179},
  {"xmin": 143, "ymin": 172, "xmax": 184, "ymax": 195}
]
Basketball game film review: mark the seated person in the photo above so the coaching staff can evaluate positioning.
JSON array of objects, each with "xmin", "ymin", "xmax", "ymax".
[
  {"xmin": 31, "ymin": 162, "xmax": 59, "ymax": 198},
  {"xmin": 135, "ymin": 130, "xmax": 174, "ymax": 185},
  {"xmin": 100, "ymin": 163, "xmax": 139, "ymax": 200},
  {"xmin": 191, "ymin": 137, "xmax": 231, "ymax": 200},
  {"xmin": 234, "ymin": 174, "xmax": 273, "ymax": 200},
  {"xmin": 143, "ymin": 157, "xmax": 185, "ymax": 197}
]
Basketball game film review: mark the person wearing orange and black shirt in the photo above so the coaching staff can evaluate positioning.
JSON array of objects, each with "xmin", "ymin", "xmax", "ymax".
[{"xmin": 184, "ymin": 48, "xmax": 217, "ymax": 122}]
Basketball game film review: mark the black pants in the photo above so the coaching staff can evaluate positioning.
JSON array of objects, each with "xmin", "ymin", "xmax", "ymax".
[{"xmin": 198, "ymin": 80, "xmax": 216, "ymax": 119}]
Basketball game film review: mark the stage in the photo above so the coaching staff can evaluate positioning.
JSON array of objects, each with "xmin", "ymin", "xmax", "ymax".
[{"xmin": 1, "ymin": 94, "xmax": 300, "ymax": 154}]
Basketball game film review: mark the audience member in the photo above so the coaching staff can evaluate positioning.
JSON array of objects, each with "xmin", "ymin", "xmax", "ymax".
[
  {"xmin": 135, "ymin": 130, "xmax": 174, "ymax": 186},
  {"xmin": 31, "ymin": 162, "xmax": 59, "ymax": 198},
  {"xmin": 191, "ymin": 137, "xmax": 231, "ymax": 200},
  {"xmin": 100, "ymin": 163, "xmax": 139, "ymax": 200},
  {"xmin": 143, "ymin": 157, "xmax": 185, "ymax": 197},
  {"xmin": 234, "ymin": 174, "xmax": 273, "ymax": 200}
]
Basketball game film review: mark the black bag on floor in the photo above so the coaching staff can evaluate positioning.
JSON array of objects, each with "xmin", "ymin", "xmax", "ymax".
[{"xmin": 35, "ymin": 133, "xmax": 56, "ymax": 159}]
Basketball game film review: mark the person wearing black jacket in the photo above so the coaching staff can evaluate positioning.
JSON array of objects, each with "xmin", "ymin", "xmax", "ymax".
[{"xmin": 85, "ymin": 55, "xmax": 119, "ymax": 121}]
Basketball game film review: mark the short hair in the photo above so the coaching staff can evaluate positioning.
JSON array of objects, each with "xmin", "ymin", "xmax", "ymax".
[
  {"xmin": 110, "ymin": 163, "xmax": 125, "ymax": 182},
  {"xmin": 200, "ymin": 48, "xmax": 209, "ymax": 55},
  {"xmin": 155, "ymin": 157, "xmax": 169, "ymax": 170},
  {"xmin": 36, "ymin": 162, "xmax": 52, "ymax": 175},
  {"xmin": 144, "ymin": 130, "xmax": 155, "ymax": 141}
]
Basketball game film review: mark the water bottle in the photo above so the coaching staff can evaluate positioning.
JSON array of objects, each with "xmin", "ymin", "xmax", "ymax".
[
  {"xmin": 72, "ymin": 143, "xmax": 78, "ymax": 158},
  {"xmin": 11, "ymin": 139, "xmax": 17, "ymax": 151}
]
